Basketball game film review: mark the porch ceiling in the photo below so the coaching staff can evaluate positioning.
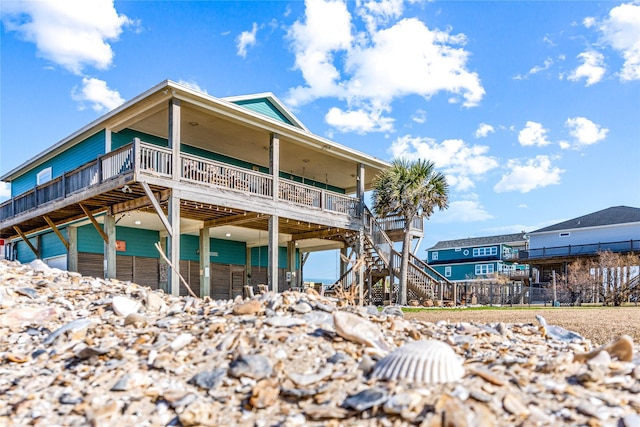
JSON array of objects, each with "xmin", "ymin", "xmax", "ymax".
[{"xmin": 122, "ymin": 104, "xmax": 381, "ymax": 193}]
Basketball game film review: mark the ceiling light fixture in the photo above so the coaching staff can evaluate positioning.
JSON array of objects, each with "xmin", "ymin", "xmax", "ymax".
[
  {"xmin": 189, "ymin": 121, "xmax": 199, "ymax": 126},
  {"xmin": 225, "ymin": 233, "xmax": 231, "ymax": 237},
  {"xmin": 134, "ymin": 220, "xmax": 141, "ymax": 225}
]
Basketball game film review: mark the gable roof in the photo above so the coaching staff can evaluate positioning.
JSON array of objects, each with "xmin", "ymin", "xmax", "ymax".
[
  {"xmin": 532, "ymin": 206, "xmax": 640, "ymax": 234},
  {"xmin": 428, "ymin": 232, "xmax": 528, "ymax": 250},
  {"xmin": 223, "ymin": 93, "xmax": 309, "ymax": 132}
]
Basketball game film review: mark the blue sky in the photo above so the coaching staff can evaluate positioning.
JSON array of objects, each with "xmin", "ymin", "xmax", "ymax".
[{"xmin": 1, "ymin": 0, "xmax": 639, "ymax": 281}]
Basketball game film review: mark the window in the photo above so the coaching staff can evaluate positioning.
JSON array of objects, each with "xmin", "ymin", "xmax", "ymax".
[
  {"xmin": 473, "ymin": 246, "xmax": 497, "ymax": 257},
  {"xmin": 37, "ymin": 167, "xmax": 52, "ymax": 185},
  {"xmin": 455, "ymin": 248, "xmax": 461, "ymax": 252},
  {"xmin": 559, "ymin": 232, "xmax": 570, "ymax": 238},
  {"xmin": 431, "ymin": 252, "xmax": 438, "ymax": 261},
  {"xmin": 475, "ymin": 264, "xmax": 494, "ymax": 275},
  {"xmin": 444, "ymin": 266, "xmax": 451, "ymax": 277}
]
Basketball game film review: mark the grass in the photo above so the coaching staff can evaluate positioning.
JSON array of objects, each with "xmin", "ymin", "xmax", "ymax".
[{"xmin": 403, "ymin": 306, "xmax": 640, "ymax": 345}]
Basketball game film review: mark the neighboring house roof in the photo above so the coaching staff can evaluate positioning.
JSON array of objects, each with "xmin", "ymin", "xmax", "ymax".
[
  {"xmin": 223, "ymin": 93, "xmax": 309, "ymax": 132},
  {"xmin": 428, "ymin": 232, "xmax": 528, "ymax": 251},
  {"xmin": 531, "ymin": 206, "xmax": 640, "ymax": 234}
]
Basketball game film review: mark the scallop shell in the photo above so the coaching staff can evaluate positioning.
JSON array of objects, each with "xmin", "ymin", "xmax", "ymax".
[
  {"xmin": 371, "ymin": 340, "xmax": 464, "ymax": 385},
  {"xmin": 112, "ymin": 296, "xmax": 141, "ymax": 317}
]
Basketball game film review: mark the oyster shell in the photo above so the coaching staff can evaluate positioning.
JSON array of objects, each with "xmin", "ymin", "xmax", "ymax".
[{"xmin": 371, "ymin": 340, "xmax": 465, "ymax": 385}]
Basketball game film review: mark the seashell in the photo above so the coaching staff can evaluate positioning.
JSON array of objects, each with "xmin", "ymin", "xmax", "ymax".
[
  {"xmin": 233, "ymin": 299, "xmax": 262, "ymax": 315},
  {"xmin": 382, "ymin": 305, "xmax": 404, "ymax": 318},
  {"xmin": 170, "ymin": 333, "xmax": 193, "ymax": 351},
  {"xmin": 536, "ymin": 315, "xmax": 584, "ymax": 342},
  {"xmin": 188, "ymin": 368, "xmax": 226, "ymax": 390},
  {"xmin": 43, "ymin": 318, "xmax": 92, "ymax": 345},
  {"xmin": 333, "ymin": 310, "xmax": 392, "ymax": 353},
  {"xmin": 112, "ymin": 296, "xmax": 141, "ymax": 317},
  {"xmin": 264, "ymin": 315, "xmax": 306, "ymax": 327},
  {"xmin": 286, "ymin": 365, "xmax": 332, "ymax": 387},
  {"xmin": 604, "ymin": 335, "xmax": 634, "ymax": 362},
  {"xmin": 15, "ymin": 287, "xmax": 38, "ymax": 299},
  {"xmin": 371, "ymin": 340, "xmax": 465, "ymax": 385},
  {"xmin": 229, "ymin": 354, "xmax": 273, "ymax": 380},
  {"xmin": 343, "ymin": 387, "xmax": 388, "ymax": 412}
]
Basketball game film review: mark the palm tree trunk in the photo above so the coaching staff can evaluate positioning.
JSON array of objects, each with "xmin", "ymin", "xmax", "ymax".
[{"xmin": 398, "ymin": 221, "xmax": 412, "ymax": 306}]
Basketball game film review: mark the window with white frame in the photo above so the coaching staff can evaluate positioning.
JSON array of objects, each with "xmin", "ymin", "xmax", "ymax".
[
  {"xmin": 475, "ymin": 264, "xmax": 494, "ymax": 275},
  {"xmin": 36, "ymin": 167, "xmax": 52, "ymax": 185},
  {"xmin": 444, "ymin": 266, "xmax": 451, "ymax": 277},
  {"xmin": 431, "ymin": 252, "xmax": 438, "ymax": 261},
  {"xmin": 472, "ymin": 246, "xmax": 497, "ymax": 257},
  {"xmin": 559, "ymin": 232, "xmax": 570, "ymax": 237}
]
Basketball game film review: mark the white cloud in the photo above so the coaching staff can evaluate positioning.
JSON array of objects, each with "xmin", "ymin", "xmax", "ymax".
[
  {"xmin": 325, "ymin": 106, "xmax": 395, "ymax": 133},
  {"xmin": 237, "ymin": 22, "xmax": 258, "ymax": 58},
  {"xmin": 71, "ymin": 77, "xmax": 124, "ymax": 112},
  {"xmin": 286, "ymin": 0, "xmax": 484, "ymax": 133},
  {"xmin": 389, "ymin": 135, "xmax": 499, "ymax": 191},
  {"xmin": 0, "ymin": 182, "xmax": 10, "ymax": 202},
  {"xmin": 568, "ymin": 51, "xmax": 606, "ymax": 86},
  {"xmin": 431, "ymin": 198, "xmax": 493, "ymax": 223},
  {"xmin": 518, "ymin": 121, "xmax": 551, "ymax": 147},
  {"xmin": 494, "ymin": 155, "xmax": 564, "ymax": 193},
  {"xmin": 599, "ymin": 2, "xmax": 640, "ymax": 81},
  {"xmin": 474, "ymin": 123, "xmax": 494, "ymax": 138},
  {"xmin": 529, "ymin": 57, "xmax": 553, "ymax": 74},
  {"xmin": 178, "ymin": 79, "xmax": 208, "ymax": 94},
  {"xmin": 411, "ymin": 109, "xmax": 426, "ymax": 124},
  {"xmin": 583, "ymin": 17, "xmax": 596, "ymax": 28},
  {"xmin": 1, "ymin": 0, "xmax": 134, "ymax": 75},
  {"xmin": 564, "ymin": 116, "xmax": 608, "ymax": 148}
]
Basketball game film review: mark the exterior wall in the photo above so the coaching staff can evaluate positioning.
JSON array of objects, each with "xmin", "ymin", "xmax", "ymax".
[
  {"xmin": 112, "ymin": 129, "xmax": 168, "ymax": 150},
  {"xmin": 180, "ymin": 234, "xmax": 246, "ymax": 265},
  {"xmin": 432, "ymin": 261, "xmax": 500, "ymax": 282},
  {"xmin": 428, "ymin": 245, "xmax": 500, "ymax": 263},
  {"xmin": 77, "ymin": 224, "xmax": 160, "ymax": 257},
  {"xmin": 11, "ymin": 130, "xmax": 106, "ymax": 196},
  {"xmin": 232, "ymin": 99, "xmax": 294, "ymax": 126},
  {"xmin": 251, "ymin": 246, "xmax": 293, "ymax": 269},
  {"xmin": 529, "ymin": 222, "xmax": 640, "ymax": 249}
]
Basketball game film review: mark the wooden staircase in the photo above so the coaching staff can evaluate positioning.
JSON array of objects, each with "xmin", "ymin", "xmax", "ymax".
[{"xmin": 334, "ymin": 206, "xmax": 452, "ymax": 304}]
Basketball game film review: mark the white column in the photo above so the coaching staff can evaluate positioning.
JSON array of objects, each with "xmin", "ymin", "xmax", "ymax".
[
  {"xmin": 104, "ymin": 211, "xmax": 116, "ymax": 279},
  {"xmin": 268, "ymin": 215, "xmax": 279, "ymax": 293},
  {"xmin": 168, "ymin": 98, "xmax": 181, "ymax": 180},
  {"xmin": 168, "ymin": 192, "xmax": 181, "ymax": 296},
  {"xmin": 270, "ymin": 133, "xmax": 279, "ymax": 201},
  {"xmin": 199, "ymin": 227, "xmax": 210, "ymax": 298}
]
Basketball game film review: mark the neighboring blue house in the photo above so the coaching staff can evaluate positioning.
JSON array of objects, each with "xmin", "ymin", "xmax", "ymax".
[
  {"xmin": 426, "ymin": 233, "xmax": 528, "ymax": 282},
  {"xmin": 520, "ymin": 206, "xmax": 640, "ymax": 283}
]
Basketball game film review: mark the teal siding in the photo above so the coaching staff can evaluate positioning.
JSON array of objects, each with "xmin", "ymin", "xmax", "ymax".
[
  {"xmin": 115, "ymin": 227, "xmax": 160, "ymax": 257},
  {"xmin": 181, "ymin": 235, "xmax": 246, "ymax": 264},
  {"xmin": 251, "ymin": 246, "xmax": 293, "ymax": 269},
  {"xmin": 16, "ymin": 238, "xmax": 38, "ymax": 264},
  {"xmin": 434, "ymin": 262, "xmax": 500, "ymax": 281},
  {"xmin": 78, "ymin": 224, "xmax": 105, "ymax": 254},
  {"xmin": 232, "ymin": 99, "xmax": 294, "ymax": 126},
  {"xmin": 429, "ymin": 245, "xmax": 501, "ymax": 263},
  {"xmin": 112, "ymin": 128, "xmax": 168, "ymax": 150},
  {"xmin": 78, "ymin": 224, "xmax": 159, "ymax": 257},
  {"xmin": 41, "ymin": 230, "xmax": 67, "ymax": 259},
  {"xmin": 12, "ymin": 131, "xmax": 106, "ymax": 196}
]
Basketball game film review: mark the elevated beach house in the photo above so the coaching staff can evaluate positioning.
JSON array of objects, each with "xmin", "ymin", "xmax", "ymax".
[
  {"xmin": 0, "ymin": 80, "xmax": 447, "ymax": 301},
  {"xmin": 519, "ymin": 206, "xmax": 640, "ymax": 284}
]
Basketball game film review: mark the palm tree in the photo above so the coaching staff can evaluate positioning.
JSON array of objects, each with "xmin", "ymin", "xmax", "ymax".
[{"xmin": 372, "ymin": 158, "xmax": 449, "ymax": 305}]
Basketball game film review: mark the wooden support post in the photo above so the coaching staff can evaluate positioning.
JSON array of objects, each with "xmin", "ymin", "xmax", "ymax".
[
  {"xmin": 356, "ymin": 163, "xmax": 365, "ymax": 218},
  {"xmin": 168, "ymin": 191, "xmax": 181, "ymax": 296},
  {"xmin": 287, "ymin": 241, "xmax": 296, "ymax": 288},
  {"xmin": 158, "ymin": 233, "xmax": 168, "ymax": 293},
  {"xmin": 357, "ymin": 230, "xmax": 364, "ymax": 306},
  {"xmin": 168, "ymin": 98, "xmax": 181, "ymax": 180},
  {"xmin": 140, "ymin": 181, "xmax": 173, "ymax": 236},
  {"xmin": 43, "ymin": 216, "xmax": 69, "ymax": 250},
  {"xmin": 104, "ymin": 211, "xmax": 116, "ymax": 279},
  {"xmin": 246, "ymin": 246, "xmax": 253, "ymax": 289},
  {"xmin": 268, "ymin": 214, "xmax": 279, "ymax": 293},
  {"xmin": 13, "ymin": 226, "xmax": 39, "ymax": 258},
  {"xmin": 270, "ymin": 133, "xmax": 279, "ymax": 202},
  {"xmin": 79, "ymin": 203, "xmax": 109, "ymax": 243},
  {"xmin": 199, "ymin": 227, "xmax": 210, "ymax": 298},
  {"xmin": 67, "ymin": 226, "xmax": 78, "ymax": 272}
]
